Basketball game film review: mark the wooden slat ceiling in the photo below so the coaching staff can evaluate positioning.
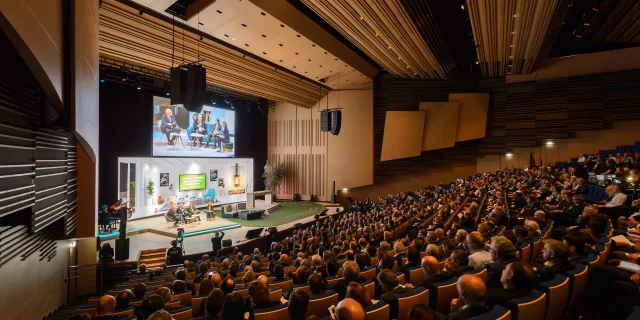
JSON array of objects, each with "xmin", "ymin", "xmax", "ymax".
[
  {"xmin": 575, "ymin": 0, "xmax": 640, "ymax": 43},
  {"xmin": 129, "ymin": 0, "xmax": 373, "ymax": 90},
  {"xmin": 300, "ymin": 0, "xmax": 457, "ymax": 79},
  {"xmin": 99, "ymin": 0, "xmax": 332, "ymax": 107},
  {"xmin": 467, "ymin": 0, "xmax": 572, "ymax": 77}
]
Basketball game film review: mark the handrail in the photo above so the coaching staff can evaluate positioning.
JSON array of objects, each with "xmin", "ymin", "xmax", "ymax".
[{"xmin": 444, "ymin": 194, "xmax": 472, "ymax": 232}]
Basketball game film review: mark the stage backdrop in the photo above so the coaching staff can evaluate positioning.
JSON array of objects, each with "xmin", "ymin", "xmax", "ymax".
[
  {"xmin": 117, "ymin": 157, "xmax": 253, "ymax": 213},
  {"xmin": 98, "ymin": 80, "xmax": 267, "ymax": 207}
]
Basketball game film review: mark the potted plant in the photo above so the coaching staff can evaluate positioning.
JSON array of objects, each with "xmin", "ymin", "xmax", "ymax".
[
  {"xmin": 263, "ymin": 161, "xmax": 285, "ymax": 197},
  {"xmin": 129, "ymin": 181, "xmax": 136, "ymax": 207},
  {"xmin": 146, "ymin": 179, "xmax": 155, "ymax": 206}
]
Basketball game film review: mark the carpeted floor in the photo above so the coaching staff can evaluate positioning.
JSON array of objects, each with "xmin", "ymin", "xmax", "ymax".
[{"xmin": 215, "ymin": 202, "xmax": 326, "ymax": 227}]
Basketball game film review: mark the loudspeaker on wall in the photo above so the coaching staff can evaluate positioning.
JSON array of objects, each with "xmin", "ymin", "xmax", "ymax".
[
  {"xmin": 330, "ymin": 110, "xmax": 341, "ymax": 135},
  {"xmin": 321, "ymin": 110, "xmax": 331, "ymax": 132}
]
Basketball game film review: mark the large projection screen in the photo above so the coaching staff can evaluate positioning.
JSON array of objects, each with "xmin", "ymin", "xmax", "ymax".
[
  {"xmin": 449, "ymin": 93, "xmax": 490, "ymax": 142},
  {"xmin": 152, "ymin": 96, "xmax": 236, "ymax": 157},
  {"xmin": 380, "ymin": 111, "xmax": 426, "ymax": 161},
  {"xmin": 419, "ymin": 102, "xmax": 461, "ymax": 151}
]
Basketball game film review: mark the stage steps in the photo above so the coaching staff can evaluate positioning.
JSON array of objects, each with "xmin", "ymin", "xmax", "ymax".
[
  {"xmin": 137, "ymin": 248, "xmax": 166, "ymax": 268},
  {"xmin": 265, "ymin": 203, "xmax": 282, "ymax": 215}
]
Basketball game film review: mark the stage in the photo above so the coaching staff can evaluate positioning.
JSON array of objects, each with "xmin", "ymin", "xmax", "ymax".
[
  {"xmin": 103, "ymin": 202, "xmax": 342, "ymax": 260},
  {"xmin": 128, "ymin": 194, "xmax": 262, "ymax": 221}
]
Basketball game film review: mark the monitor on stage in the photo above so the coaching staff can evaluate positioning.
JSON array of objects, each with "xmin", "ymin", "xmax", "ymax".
[{"xmin": 152, "ymin": 96, "xmax": 236, "ymax": 158}]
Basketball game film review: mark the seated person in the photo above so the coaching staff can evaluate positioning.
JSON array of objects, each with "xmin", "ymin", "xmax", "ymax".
[
  {"xmin": 194, "ymin": 289, "xmax": 224, "ymax": 319},
  {"xmin": 563, "ymin": 230, "xmax": 587, "ymax": 266},
  {"xmin": 114, "ymin": 290, "xmax": 133, "ymax": 313},
  {"xmin": 418, "ymin": 256, "xmax": 453, "ymax": 289},
  {"xmin": 166, "ymin": 202, "xmax": 179, "ymax": 227},
  {"xmin": 537, "ymin": 239, "xmax": 574, "ymax": 283},
  {"xmin": 448, "ymin": 275, "xmax": 490, "ymax": 320},
  {"xmin": 95, "ymin": 295, "xmax": 120, "ymax": 320},
  {"xmin": 308, "ymin": 273, "xmax": 326, "ymax": 296},
  {"xmin": 205, "ymin": 118, "xmax": 222, "ymax": 148},
  {"xmin": 246, "ymin": 280, "xmax": 279, "ymax": 320},
  {"xmin": 206, "ymin": 201, "xmax": 216, "ymax": 220},
  {"xmin": 466, "ymin": 233, "xmax": 493, "ymax": 268},
  {"xmin": 187, "ymin": 202, "xmax": 201, "ymax": 222},
  {"xmin": 485, "ymin": 236, "xmax": 518, "ymax": 289},
  {"xmin": 175, "ymin": 203, "xmax": 187, "ymax": 223},
  {"xmin": 132, "ymin": 283, "xmax": 147, "ymax": 301},
  {"xmin": 214, "ymin": 121, "xmax": 230, "ymax": 152},
  {"xmin": 486, "ymin": 262, "xmax": 537, "ymax": 308},
  {"xmin": 335, "ymin": 299, "xmax": 366, "ymax": 320},
  {"xmin": 99, "ymin": 243, "xmax": 114, "ymax": 263},
  {"xmin": 345, "ymin": 282, "xmax": 372, "ymax": 308},
  {"xmin": 288, "ymin": 289, "xmax": 310, "ymax": 320},
  {"xmin": 377, "ymin": 269, "xmax": 413, "ymax": 304},
  {"xmin": 191, "ymin": 113, "xmax": 207, "ymax": 146}
]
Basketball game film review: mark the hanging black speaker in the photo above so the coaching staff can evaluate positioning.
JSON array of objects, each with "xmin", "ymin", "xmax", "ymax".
[
  {"xmin": 321, "ymin": 110, "xmax": 331, "ymax": 132},
  {"xmin": 170, "ymin": 67, "xmax": 188, "ymax": 106},
  {"xmin": 330, "ymin": 110, "xmax": 341, "ymax": 135},
  {"xmin": 184, "ymin": 64, "xmax": 206, "ymax": 113}
]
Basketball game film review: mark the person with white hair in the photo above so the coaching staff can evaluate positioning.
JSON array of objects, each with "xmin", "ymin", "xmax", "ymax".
[{"xmin": 524, "ymin": 219, "xmax": 541, "ymax": 237}]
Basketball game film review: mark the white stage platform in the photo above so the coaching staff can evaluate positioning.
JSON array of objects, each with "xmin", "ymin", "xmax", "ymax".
[{"xmin": 129, "ymin": 194, "xmax": 248, "ymax": 221}]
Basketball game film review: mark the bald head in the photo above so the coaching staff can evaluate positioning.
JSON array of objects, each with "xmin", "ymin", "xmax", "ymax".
[
  {"xmin": 211, "ymin": 273, "xmax": 222, "ymax": 287},
  {"xmin": 421, "ymin": 256, "xmax": 440, "ymax": 277},
  {"xmin": 257, "ymin": 275, "xmax": 269, "ymax": 284},
  {"xmin": 335, "ymin": 298, "xmax": 366, "ymax": 320},
  {"xmin": 97, "ymin": 295, "xmax": 116, "ymax": 316},
  {"xmin": 457, "ymin": 275, "xmax": 486, "ymax": 306}
]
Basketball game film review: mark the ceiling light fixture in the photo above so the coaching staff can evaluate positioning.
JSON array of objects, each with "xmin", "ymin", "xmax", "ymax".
[
  {"xmin": 513, "ymin": 14, "xmax": 519, "ymax": 18},
  {"xmin": 461, "ymin": 4, "xmax": 465, "ymax": 10},
  {"xmin": 232, "ymin": 38, "xmax": 236, "ymax": 40}
]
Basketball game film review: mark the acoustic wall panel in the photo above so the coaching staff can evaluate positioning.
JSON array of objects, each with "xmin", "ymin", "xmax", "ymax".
[
  {"xmin": 449, "ymin": 93, "xmax": 490, "ymax": 142},
  {"xmin": 380, "ymin": 111, "xmax": 426, "ymax": 162},
  {"xmin": 419, "ymin": 102, "xmax": 460, "ymax": 151}
]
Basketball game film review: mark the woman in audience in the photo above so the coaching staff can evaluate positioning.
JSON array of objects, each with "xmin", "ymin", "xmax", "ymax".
[
  {"xmin": 197, "ymin": 278, "xmax": 213, "ymax": 296},
  {"xmin": 222, "ymin": 292, "xmax": 246, "ymax": 320},
  {"xmin": 345, "ymin": 282, "xmax": 372, "ymax": 307},
  {"xmin": 242, "ymin": 271, "xmax": 256, "ymax": 287}
]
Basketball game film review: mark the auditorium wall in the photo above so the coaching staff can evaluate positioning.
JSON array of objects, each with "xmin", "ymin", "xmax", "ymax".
[{"xmin": 268, "ymin": 89, "xmax": 374, "ymax": 200}]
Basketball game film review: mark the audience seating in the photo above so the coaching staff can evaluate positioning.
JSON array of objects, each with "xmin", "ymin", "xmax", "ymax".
[
  {"xmin": 468, "ymin": 305, "xmax": 512, "ymax": 320},
  {"xmin": 507, "ymin": 290, "xmax": 547, "ymax": 320},
  {"xmin": 395, "ymin": 286, "xmax": 429, "ymax": 320},
  {"xmin": 462, "ymin": 267, "xmax": 487, "ymax": 281},
  {"xmin": 408, "ymin": 267, "xmax": 425, "ymax": 286},
  {"xmin": 519, "ymin": 243, "xmax": 531, "ymax": 264},
  {"xmin": 269, "ymin": 287, "xmax": 282, "ymax": 302},
  {"xmin": 625, "ymin": 306, "xmax": 640, "ymax": 320},
  {"xmin": 364, "ymin": 301, "xmax": 390, "ymax": 320},
  {"xmin": 191, "ymin": 296, "xmax": 205, "ymax": 315},
  {"xmin": 396, "ymin": 272, "xmax": 405, "ymax": 285},
  {"xmin": 430, "ymin": 277, "xmax": 458, "ymax": 314},
  {"xmin": 539, "ymin": 274, "xmax": 570, "ymax": 320},
  {"xmin": 305, "ymin": 290, "xmax": 338, "ymax": 319},
  {"xmin": 563, "ymin": 264, "xmax": 588, "ymax": 320},
  {"xmin": 360, "ymin": 267, "xmax": 377, "ymax": 280},
  {"xmin": 169, "ymin": 306, "xmax": 192, "ymax": 320},
  {"xmin": 77, "ymin": 306, "xmax": 97, "ymax": 318},
  {"xmin": 254, "ymin": 303, "xmax": 289, "ymax": 320},
  {"xmin": 172, "ymin": 292, "xmax": 192, "ymax": 306},
  {"xmin": 269, "ymin": 279, "xmax": 292, "ymax": 294},
  {"xmin": 362, "ymin": 280, "xmax": 375, "ymax": 301}
]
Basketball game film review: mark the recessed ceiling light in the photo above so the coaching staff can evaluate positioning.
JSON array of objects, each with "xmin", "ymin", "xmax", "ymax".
[
  {"xmin": 260, "ymin": 12, "xmax": 266, "ymax": 16},
  {"xmin": 241, "ymin": 23, "xmax": 247, "ymax": 27},
  {"xmin": 279, "ymin": 44, "xmax": 283, "ymax": 47},
  {"xmin": 262, "ymin": 34, "xmax": 266, "ymax": 38},
  {"xmin": 513, "ymin": 14, "xmax": 518, "ymax": 18},
  {"xmin": 280, "ymin": 24, "xmax": 285, "ymax": 28},
  {"xmin": 279, "ymin": 60, "xmax": 283, "ymax": 62},
  {"xmin": 461, "ymin": 4, "xmax": 465, "ymax": 10},
  {"xmin": 312, "ymin": 44, "xmax": 316, "ymax": 47},
  {"xmin": 232, "ymin": 38, "xmax": 236, "ymax": 40},
  {"xmin": 360, "ymin": 16, "xmax": 364, "ymax": 20},
  {"xmin": 216, "ymin": 10, "xmax": 222, "ymax": 14}
]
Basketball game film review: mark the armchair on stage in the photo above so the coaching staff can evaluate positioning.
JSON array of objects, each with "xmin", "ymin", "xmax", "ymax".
[
  {"xmin": 203, "ymin": 189, "xmax": 216, "ymax": 202},
  {"xmin": 221, "ymin": 203, "xmax": 247, "ymax": 218}
]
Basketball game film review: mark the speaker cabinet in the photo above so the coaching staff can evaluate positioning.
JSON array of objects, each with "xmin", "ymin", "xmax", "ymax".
[
  {"xmin": 321, "ymin": 110, "xmax": 331, "ymax": 132},
  {"xmin": 185, "ymin": 64, "xmax": 206, "ymax": 113},
  {"xmin": 170, "ymin": 67, "xmax": 188, "ymax": 106},
  {"xmin": 330, "ymin": 110, "xmax": 341, "ymax": 135}
]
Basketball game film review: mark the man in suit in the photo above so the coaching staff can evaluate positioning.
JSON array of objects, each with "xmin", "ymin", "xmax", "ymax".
[
  {"xmin": 393, "ymin": 242, "xmax": 406, "ymax": 267},
  {"xmin": 211, "ymin": 231, "xmax": 225, "ymax": 255},
  {"xmin": 335, "ymin": 298, "xmax": 366, "ymax": 320},
  {"xmin": 378, "ymin": 269, "xmax": 414, "ymax": 318},
  {"xmin": 161, "ymin": 108, "xmax": 179, "ymax": 145},
  {"xmin": 205, "ymin": 118, "xmax": 222, "ymax": 148},
  {"xmin": 490, "ymin": 206, "xmax": 509, "ymax": 227},
  {"xmin": 486, "ymin": 262, "xmax": 537, "ymax": 308},
  {"xmin": 444, "ymin": 249, "xmax": 475, "ymax": 277},
  {"xmin": 398, "ymin": 246, "xmax": 421, "ymax": 280},
  {"xmin": 459, "ymin": 211, "xmax": 475, "ymax": 231},
  {"xmin": 537, "ymin": 239, "xmax": 574, "ymax": 283},
  {"xmin": 176, "ymin": 203, "xmax": 187, "ymax": 223},
  {"xmin": 418, "ymin": 256, "xmax": 454, "ymax": 289},
  {"xmin": 328, "ymin": 261, "xmax": 366, "ymax": 300},
  {"xmin": 446, "ymin": 275, "xmax": 490, "ymax": 320},
  {"xmin": 485, "ymin": 236, "xmax": 518, "ymax": 289}
]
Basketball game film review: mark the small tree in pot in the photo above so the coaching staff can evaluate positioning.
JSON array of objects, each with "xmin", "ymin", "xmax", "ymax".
[
  {"xmin": 146, "ymin": 179, "xmax": 155, "ymax": 206},
  {"xmin": 263, "ymin": 161, "xmax": 285, "ymax": 198}
]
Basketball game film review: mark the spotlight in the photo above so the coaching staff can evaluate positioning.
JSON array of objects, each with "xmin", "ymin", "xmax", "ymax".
[
  {"xmin": 211, "ymin": 95, "xmax": 217, "ymax": 104},
  {"xmin": 461, "ymin": 4, "xmax": 465, "ymax": 10},
  {"xmin": 546, "ymin": 140, "xmax": 554, "ymax": 146},
  {"xmin": 475, "ymin": 61, "xmax": 479, "ymax": 65},
  {"xmin": 137, "ymin": 86, "xmax": 141, "ymax": 90},
  {"xmin": 506, "ymin": 152, "xmax": 513, "ymax": 157}
]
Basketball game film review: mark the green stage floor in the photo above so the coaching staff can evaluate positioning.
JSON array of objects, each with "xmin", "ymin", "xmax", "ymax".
[{"xmin": 218, "ymin": 202, "xmax": 326, "ymax": 227}]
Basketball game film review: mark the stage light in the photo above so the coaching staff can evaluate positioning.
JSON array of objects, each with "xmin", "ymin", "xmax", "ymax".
[
  {"xmin": 100, "ymin": 79, "xmax": 105, "ymax": 83},
  {"xmin": 546, "ymin": 140, "xmax": 554, "ymax": 146},
  {"xmin": 506, "ymin": 152, "xmax": 513, "ymax": 157},
  {"xmin": 461, "ymin": 4, "xmax": 465, "ymax": 10},
  {"xmin": 342, "ymin": 188, "xmax": 348, "ymax": 191},
  {"xmin": 137, "ymin": 86, "xmax": 141, "ymax": 90}
]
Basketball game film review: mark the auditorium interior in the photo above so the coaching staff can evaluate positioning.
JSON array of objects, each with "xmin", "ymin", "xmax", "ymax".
[{"xmin": 3, "ymin": 0, "xmax": 640, "ymax": 319}]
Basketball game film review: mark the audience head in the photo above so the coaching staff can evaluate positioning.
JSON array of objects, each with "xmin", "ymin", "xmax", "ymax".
[
  {"xmin": 171, "ymin": 280, "xmax": 186, "ymax": 294},
  {"xmin": 421, "ymin": 256, "xmax": 440, "ymax": 277},
  {"xmin": 377, "ymin": 269, "xmax": 399, "ymax": 293},
  {"xmin": 455, "ymin": 229, "xmax": 468, "ymax": 243},
  {"xmin": 346, "ymin": 282, "xmax": 371, "ymax": 307},
  {"xmin": 563, "ymin": 230, "xmax": 587, "ymax": 258},
  {"xmin": 296, "ymin": 266, "xmax": 310, "ymax": 284},
  {"xmin": 115, "ymin": 289, "xmax": 132, "ymax": 308},
  {"xmin": 222, "ymin": 292, "xmax": 245, "ymax": 320},
  {"xmin": 489, "ymin": 236, "xmax": 517, "ymax": 262},
  {"xmin": 450, "ymin": 249, "xmax": 469, "ymax": 269},
  {"xmin": 288, "ymin": 289, "xmax": 310, "ymax": 320},
  {"xmin": 221, "ymin": 276, "xmax": 235, "ymax": 296},
  {"xmin": 327, "ymin": 259, "xmax": 341, "ymax": 277},
  {"xmin": 204, "ymin": 289, "xmax": 224, "ymax": 318},
  {"xmin": 211, "ymin": 272, "xmax": 222, "ymax": 288},
  {"xmin": 155, "ymin": 287, "xmax": 171, "ymax": 306},
  {"xmin": 133, "ymin": 282, "xmax": 147, "ymax": 299},
  {"xmin": 343, "ymin": 261, "xmax": 360, "ymax": 282},
  {"xmin": 140, "ymin": 294, "xmax": 165, "ymax": 319},
  {"xmin": 308, "ymin": 273, "xmax": 326, "ymax": 294},
  {"xmin": 147, "ymin": 310, "xmax": 172, "ymax": 320},
  {"xmin": 543, "ymin": 239, "xmax": 569, "ymax": 263},
  {"xmin": 243, "ymin": 271, "xmax": 256, "ymax": 286},
  {"xmin": 465, "ymin": 232, "xmax": 485, "ymax": 251},
  {"xmin": 501, "ymin": 261, "xmax": 537, "ymax": 292},
  {"xmin": 198, "ymin": 278, "xmax": 213, "ymax": 296},
  {"xmin": 335, "ymin": 298, "xmax": 366, "ymax": 320},
  {"xmin": 381, "ymin": 255, "xmax": 395, "ymax": 270},
  {"xmin": 274, "ymin": 264, "xmax": 285, "ymax": 280},
  {"xmin": 97, "ymin": 295, "xmax": 116, "ymax": 316},
  {"xmin": 456, "ymin": 275, "xmax": 486, "ymax": 307},
  {"xmin": 248, "ymin": 279, "xmax": 270, "ymax": 306},
  {"xmin": 139, "ymin": 263, "xmax": 147, "ymax": 274}
]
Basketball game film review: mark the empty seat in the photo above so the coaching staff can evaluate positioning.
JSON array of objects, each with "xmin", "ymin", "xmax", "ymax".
[
  {"xmin": 408, "ymin": 267, "xmax": 426, "ymax": 286},
  {"xmin": 254, "ymin": 302, "xmax": 288, "ymax": 320},
  {"xmin": 563, "ymin": 264, "xmax": 588, "ymax": 320},
  {"xmin": 508, "ymin": 289, "xmax": 547, "ymax": 320},
  {"xmin": 430, "ymin": 277, "xmax": 458, "ymax": 314},
  {"xmin": 305, "ymin": 290, "xmax": 339, "ymax": 319},
  {"xmin": 539, "ymin": 274, "xmax": 570, "ymax": 320},
  {"xmin": 468, "ymin": 305, "xmax": 512, "ymax": 320},
  {"xmin": 364, "ymin": 301, "xmax": 389, "ymax": 320}
]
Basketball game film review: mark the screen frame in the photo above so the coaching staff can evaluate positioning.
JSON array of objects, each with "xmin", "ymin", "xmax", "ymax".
[{"xmin": 178, "ymin": 173, "xmax": 207, "ymax": 192}]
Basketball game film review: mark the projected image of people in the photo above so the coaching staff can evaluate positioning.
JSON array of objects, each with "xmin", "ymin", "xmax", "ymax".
[{"xmin": 152, "ymin": 96, "xmax": 235, "ymax": 158}]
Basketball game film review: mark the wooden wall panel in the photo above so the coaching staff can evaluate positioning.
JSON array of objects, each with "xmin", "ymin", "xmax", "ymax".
[
  {"xmin": 419, "ymin": 102, "xmax": 460, "ymax": 151},
  {"xmin": 380, "ymin": 111, "xmax": 426, "ymax": 161},
  {"xmin": 449, "ymin": 93, "xmax": 489, "ymax": 142}
]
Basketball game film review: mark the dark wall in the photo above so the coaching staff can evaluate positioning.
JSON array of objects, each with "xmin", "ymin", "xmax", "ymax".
[
  {"xmin": 373, "ymin": 69, "xmax": 640, "ymax": 183},
  {"xmin": 98, "ymin": 80, "xmax": 268, "ymax": 206}
]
